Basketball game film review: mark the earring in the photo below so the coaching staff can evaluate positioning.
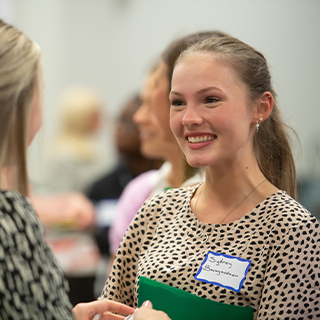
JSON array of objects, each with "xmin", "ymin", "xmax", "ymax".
[{"xmin": 256, "ymin": 118, "xmax": 263, "ymax": 133}]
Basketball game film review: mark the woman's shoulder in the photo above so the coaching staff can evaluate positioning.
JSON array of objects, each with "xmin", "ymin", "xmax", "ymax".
[
  {"xmin": 143, "ymin": 184, "xmax": 198, "ymax": 207},
  {"xmin": 0, "ymin": 189, "xmax": 32, "ymax": 209},
  {"xmin": 259, "ymin": 190, "xmax": 318, "ymax": 228},
  {"xmin": 0, "ymin": 190, "xmax": 40, "ymax": 229},
  {"xmin": 128, "ymin": 185, "xmax": 198, "ymax": 232}
]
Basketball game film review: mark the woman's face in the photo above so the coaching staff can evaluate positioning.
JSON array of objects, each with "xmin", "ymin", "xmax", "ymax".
[
  {"xmin": 151, "ymin": 61, "xmax": 176, "ymax": 143},
  {"xmin": 28, "ymin": 72, "xmax": 43, "ymax": 145},
  {"xmin": 134, "ymin": 72, "xmax": 173, "ymax": 159},
  {"xmin": 169, "ymin": 53, "xmax": 256, "ymax": 169}
]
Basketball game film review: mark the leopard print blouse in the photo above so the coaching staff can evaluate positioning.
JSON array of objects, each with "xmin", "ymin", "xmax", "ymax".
[
  {"xmin": 0, "ymin": 191, "xmax": 73, "ymax": 320},
  {"xmin": 101, "ymin": 184, "xmax": 320, "ymax": 319}
]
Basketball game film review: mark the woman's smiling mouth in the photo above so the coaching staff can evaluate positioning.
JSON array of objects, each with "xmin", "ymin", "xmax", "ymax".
[
  {"xmin": 187, "ymin": 135, "xmax": 216, "ymax": 143},
  {"xmin": 185, "ymin": 133, "xmax": 217, "ymax": 150}
]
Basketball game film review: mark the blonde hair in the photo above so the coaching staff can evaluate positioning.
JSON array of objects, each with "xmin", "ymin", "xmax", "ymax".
[
  {"xmin": 178, "ymin": 36, "xmax": 297, "ymax": 199},
  {"xmin": 0, "ymin": 20, "xmax": 42, "ymax": 196}
]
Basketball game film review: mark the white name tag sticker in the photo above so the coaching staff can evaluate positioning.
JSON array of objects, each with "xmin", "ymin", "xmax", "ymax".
[{"xmin": 194, "ymin": 251, "xmax": 251, "ymax": 292}]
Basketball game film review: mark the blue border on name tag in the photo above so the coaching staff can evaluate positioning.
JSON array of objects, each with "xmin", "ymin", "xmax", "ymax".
[{"xmin": 194, "ymin": 251, "xmax": 251, "ymax": 292}]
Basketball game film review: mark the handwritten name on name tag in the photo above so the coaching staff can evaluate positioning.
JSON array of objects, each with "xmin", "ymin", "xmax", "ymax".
[{"xmin": 194, "ymin": 251, "xmax": 251, "ymax": 292}]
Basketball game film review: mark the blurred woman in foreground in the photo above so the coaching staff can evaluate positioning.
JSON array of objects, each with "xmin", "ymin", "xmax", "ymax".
[{"xmin": 0, "ymin": 19, "xmax": 133, "ymax": 319}]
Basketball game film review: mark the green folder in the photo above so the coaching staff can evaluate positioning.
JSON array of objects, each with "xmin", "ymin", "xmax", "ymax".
[{"xmin": 138, "ymin": 276, "xmax": 254, "ymax": 320}]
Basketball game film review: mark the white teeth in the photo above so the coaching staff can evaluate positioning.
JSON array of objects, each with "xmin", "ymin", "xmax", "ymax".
[{"xmin": 187, "ymin": 136, "xmax": 215, "ymax": 143}]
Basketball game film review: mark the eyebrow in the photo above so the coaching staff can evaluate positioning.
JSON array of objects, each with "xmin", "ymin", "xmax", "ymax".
[{"xmin": 170, "ymin": 86, "xmax": 222, "ymax": 96}]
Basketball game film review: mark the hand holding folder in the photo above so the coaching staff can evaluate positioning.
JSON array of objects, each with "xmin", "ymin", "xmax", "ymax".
[{"xmin": 138, "ymin": 276, "xmax": 253, "ymax": 320}]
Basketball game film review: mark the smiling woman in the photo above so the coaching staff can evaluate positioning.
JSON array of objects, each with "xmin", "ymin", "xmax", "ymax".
[
  {"xmin": 174, "ymin": 37, "xmax": 297, "ymax": 197},
  {"xmin": 169, "ymin": 52, "xmax": 268, "ymax": 171},
  {"xmin": 100, "ymin": 34, "xmax": 320, "ymax": 320}
]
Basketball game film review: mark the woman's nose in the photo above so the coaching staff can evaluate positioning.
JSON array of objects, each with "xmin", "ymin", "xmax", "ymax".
[
  {"xmin": 182, "ymin": 105, "xmax": 203, "ymax": 127},
  {"xmin": 133, "ymin": 103, "xmax": 148, "ymax": 125}
]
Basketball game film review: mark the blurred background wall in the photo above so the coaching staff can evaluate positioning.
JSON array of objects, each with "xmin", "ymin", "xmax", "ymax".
[{"xmin": 0, "ymin": 0, "xmax": 319, "ymax": 188}]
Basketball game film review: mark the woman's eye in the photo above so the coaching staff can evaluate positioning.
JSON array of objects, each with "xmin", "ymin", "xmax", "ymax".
[
  {"xmin": 205, "ymin": 96, "xmax": 219, "ymax": 104},
  {"xmin": 170, "ymin": 99, "xmax": 184, "ymax": 107}
]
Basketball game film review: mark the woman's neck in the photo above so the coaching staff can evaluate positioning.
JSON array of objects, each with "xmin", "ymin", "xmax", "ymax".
[{"xmin": 192, "ymin": 158, "xmax": 278, "ymax": 224}]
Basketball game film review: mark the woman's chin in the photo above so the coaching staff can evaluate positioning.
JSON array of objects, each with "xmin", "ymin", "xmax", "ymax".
[{"xmin": 185, "ymin": 158, "xmax": 209, "ymax": 168}]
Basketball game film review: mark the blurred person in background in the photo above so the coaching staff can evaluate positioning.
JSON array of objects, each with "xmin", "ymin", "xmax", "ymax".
[
  {"xmin": 87, "ymin": 94, "xmax": 162, "ymax": 258},
  {"xmin": 107, "ymin": 65, "xmax": 200, "ymax": 265},
  {"xmin": 108, "ymin": 31, "xmax": 227, "ymax": 265},
  {"xmin": 32, "ymin": 86, "xmax": 109, "ymax": 306},
  {"xmin": 43, "ymin": 86, "xmax": 106, "ymax": 194},
  {"xmin": 86, "ymin": 94, "xmax": 162, "ymax": 295}
]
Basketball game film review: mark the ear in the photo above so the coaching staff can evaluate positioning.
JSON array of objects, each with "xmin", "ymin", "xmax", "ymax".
[{"xmin": 253, "ymin": 91, "xmax": 273, "ymax": 124}]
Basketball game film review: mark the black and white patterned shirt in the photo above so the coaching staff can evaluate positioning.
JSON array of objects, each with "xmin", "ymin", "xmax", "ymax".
[
  {"xmin": 0, "ymin": 190, "xmax": 73, "ymax": 319},
  {"xmin": 101, "ymin": 185, "xmax": 320, "ymax": 320}
]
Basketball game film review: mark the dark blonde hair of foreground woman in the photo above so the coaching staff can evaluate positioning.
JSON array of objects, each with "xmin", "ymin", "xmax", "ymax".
[{"xmin": 0, "ymin": 19, "xmax": 134, "ymax": 320}]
